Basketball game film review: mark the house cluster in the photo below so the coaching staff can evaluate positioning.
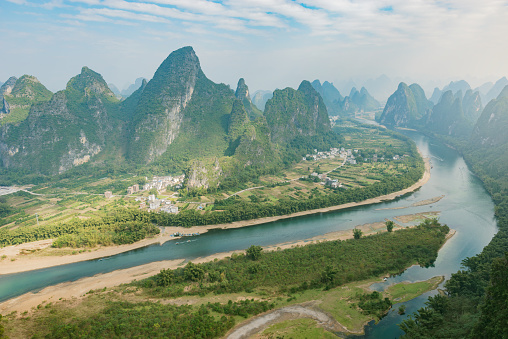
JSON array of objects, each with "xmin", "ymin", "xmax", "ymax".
[
  {"xmin": 303, "ymin": 147, "xmax": 344, "ymax": 161},
  {"xmin": 310, "ymin": 172, "xmax": 341, "ymax": 188},
  {"xmin": 143, "ymin": 175, "xmax": 185, "ymax": 192},
  {"xmin": 126, "ymin": 184, "xmax": 140, "ymax": 195},
  {"xmin": 136, "ymin": 195, "xmax": 179, "ymax": 214},
  {"xmin": 304, "ymin": 147, "xmax": 359, "ymax": 165}
]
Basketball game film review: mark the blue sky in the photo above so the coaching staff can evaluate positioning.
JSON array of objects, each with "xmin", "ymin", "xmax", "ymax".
[{"xmin": 2, "ymin": 0, "xmax": 508, "ymax": 97}]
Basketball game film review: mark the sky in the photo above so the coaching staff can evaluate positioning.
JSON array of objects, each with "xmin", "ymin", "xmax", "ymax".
[{"xmin": 2, "ymin": 0, "xmax": 508, "ymax": 99}]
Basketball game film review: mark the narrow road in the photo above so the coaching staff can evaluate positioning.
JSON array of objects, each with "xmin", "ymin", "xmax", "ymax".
[
  {"xmin": 226, "ymin": 304, "xmax": 346, "ymax": 339},
  {"xmin": 224, "ymin": 156, "xmax": 347, "ymax": 200}
]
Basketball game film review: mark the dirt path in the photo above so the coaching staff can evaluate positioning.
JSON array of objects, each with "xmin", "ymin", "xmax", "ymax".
[
  {"xmin": 225, "ymin": 303, "xmax": 346, "ymax": 339},
  {"xmin": 226, "ymin": 156, "xmax": 347, "ymax": 199}
]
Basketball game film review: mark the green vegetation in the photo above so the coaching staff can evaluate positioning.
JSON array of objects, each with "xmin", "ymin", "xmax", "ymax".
[
  {"xmin": 1, "ymin": 75, "xmax": 53, "ymax": 125},
  {"xmin": 1, "ymin": 67, "xmax": 121, "ymax": 175},
  {"xmin": 137, "ymin": 219, "xmax": 448, "ymax": 298},
  {"xmin": 378, "ymin": 82, "xmax": 432, "ymax": 127},
  {"xmin": 355, "ymin": 291, "xmax": 392, "ymax": 318},
  {"xmin": 2, "ymin": 220, "xmax": 449, "ymax": 338},
  {"xmin": 425, "ymin": 90, "xmax": 472, "ymax": 138},
  {"xmin": 153, "ymin": 153, "xmax": 422, "ymax": 227},
  {"xmin": 387, "ymin": 276, "xmax": 443, "ymax": 303},
  {"xmin": 0, "ymin": 209, "xmax": 159, "ymax": 248},
  {"xmin": 398, "ymin": 89, "xmax": 508, "ymax": 338},
  {"xmin": 264, "ymin": 80, "xmax": 330, "ymax": 145},
  {"xmin": 33, "ymin": 301, "xmax": 235, "ymax": 338},
  {"xmin": 246, "ymin": 245, "xmax": 263, "ymax": 260},
  {"xmin": 0, "ymin": 123, "xmax": 424, "ymax": 249},
  {"xmin": 353, "ymin": 228, "xmax": 363, "ymax": 239},
  {"xmin": 0, "ymin": 315, "xmax": 4, "ymax": 339},
  {"xmin": 386, "ymin": 220, "xmax": 394, "ymax": 232}
]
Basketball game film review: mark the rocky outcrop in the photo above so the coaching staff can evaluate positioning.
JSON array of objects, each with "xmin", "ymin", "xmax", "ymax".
[
  {"xmin": 235, "ymin": 78, "xmax": 262, "ymax": 120},
  {"xmin": 484, "ymin": 77, "xmax": 508, "ymax": 103},
  {"xmin": 425, "ymin": 90, "xmax": 471, "ymax": 137},
  {"xmin": 228, "ymin": 99, "xmax": 250, "ymax": 141},
  {"xmin": 264, "ymin": 80, "xmax": 330, "ymax": 145},
  {"xmin": 471, "ymin": 85, "xmax": 508, "ymax": 147},
  {"xmin": 129, "ymin": 46, "xmax": 201, "ymax": 163},
  {"xmin": 0, "ymin": 75, "xmax": 53, "ymax": 122},
  {"xmin": 0, "ymin": 68, "xmax": 119, "ymax": 174},
  {"xmin": 234, "ymin": 117, "xmax": 276, "ymax": 167},
  {"xmin": 186, "ymin": 158, "xmax": 222, "ymax": 189},
  {"xmin": 0, "ymin": 98, "xmax": 9, "ymax": 116},
  {"xmin": 462, "ymin": 90, "xmax": 483, "ymax": 124},
  {"xmin": 311, "ymin": 80, "xmax": 344, "ymax": 116},
  {"xmin": 0, "ymin": 77, "xmax": 16, "ymax": 114},
  {"xmin": 378, "ymin": 82, "xmax": 432, "ymax": 127}
]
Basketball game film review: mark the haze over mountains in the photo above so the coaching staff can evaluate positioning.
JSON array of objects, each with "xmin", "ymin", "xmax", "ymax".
[
  {"xmin": 310, "ymin": 80, "xmax": 381, "ymax": 117},
  {"xmin": 0, "ymin": 46, "xmax": 335, "ymax": 188},
  {"xmin": 1, "ymin": 45, "xmax": 507, "ymax": 188},
  {"xmin": 377, "ymin": 79, "xmax": 508, "ymax": 145}
]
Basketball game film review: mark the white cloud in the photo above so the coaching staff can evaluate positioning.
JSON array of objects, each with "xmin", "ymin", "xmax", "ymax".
[
  {"xmin": 3, "ymin": 0, "xmax": 508, "ymax": 94},
  {"xmin": 5, "ymin": 0, "xmax": 28, "ymax": 4}
]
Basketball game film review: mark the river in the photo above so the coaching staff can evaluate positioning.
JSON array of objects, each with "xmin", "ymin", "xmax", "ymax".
[{"xmin": 0, "ymin": 130, "xmax": 497, "ymax": 338}]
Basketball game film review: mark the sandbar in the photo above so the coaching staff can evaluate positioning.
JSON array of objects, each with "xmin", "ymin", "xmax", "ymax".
[{"xmin": 0, "ymin": 215, "xmax": 455, "ymax": 316}]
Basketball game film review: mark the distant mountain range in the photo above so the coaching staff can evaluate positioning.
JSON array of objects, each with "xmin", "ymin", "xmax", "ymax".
[
  {"xmin": 429, "ymin": 77, "xmax": 508, "ymax": 107},
  {"xmin": 377, "ymin": 79, "xmax": 508, "ymax": 140},
  {"xmin": 0, "ymin": 47, "xmax": 335, "ymax": 188},
  {"xmin": 108, "ymin": 77, "xmax": 147, "ymax": 99},
  {"xmin": 311, "ymin": 80, "xmax": 381, "ymax": 117},
  {"xmin": 471, "ymin": 86, "xmax": 508, "ymax": 147},
  {"xmin": 251, "ymin": 90, "xmax": 273, "ymax": 111}
]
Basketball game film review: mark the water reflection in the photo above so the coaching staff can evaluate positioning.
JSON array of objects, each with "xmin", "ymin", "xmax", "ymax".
[{"xmin": 0, "ymin": 131, "xmax": 498, "ymax": 338}]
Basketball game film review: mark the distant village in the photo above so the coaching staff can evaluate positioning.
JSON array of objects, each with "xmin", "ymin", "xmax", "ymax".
[
  {"xmin": 104, "ymin": 174, "xmax": 185, "ymax": 214},
  {"xmin": 303, "ymin": 147, "xmax": 405, "ymax": 189},
  {"xmin": 102, "ymin": 149, "xmax": 406, "ymax": 214}
]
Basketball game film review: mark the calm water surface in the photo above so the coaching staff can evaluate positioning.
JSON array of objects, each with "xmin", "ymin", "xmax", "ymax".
[{"xmin": 0, "ymin": 131, "xmax": 497, "ymax": 338}]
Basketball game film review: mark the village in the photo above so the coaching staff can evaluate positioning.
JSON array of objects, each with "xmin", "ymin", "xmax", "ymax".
[
  {"xmin": 103, "ymin": 174, "xmax": 186, "ymax": 214},
  {"xmin": 98, "ymin": 146, "xmax": 405, "ymax": 216}
]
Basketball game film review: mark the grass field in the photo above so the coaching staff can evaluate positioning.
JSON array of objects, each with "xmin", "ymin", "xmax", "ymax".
[
  {"xmin": 2, "ymin": 273, "xmax": 444, "ymax": 338},
  {"xmin": 1, "ymin": 124, "xmax": 418, "ymax": 240}
]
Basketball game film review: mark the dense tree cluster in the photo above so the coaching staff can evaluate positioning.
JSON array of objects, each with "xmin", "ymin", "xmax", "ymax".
[
  {"xmin": 139, "ymin": 220, "xmax": 448, "ymax": 298},
  {"xmin": 45, "ymin": 302, "xmax": 235, "ymax": 339},
  {"xmin": 206, "ymin": 299, "xmax": 274, "ymax": 318},
  {"xmin": 0, "ymin": 209, "xmax": 158, "ymax": 248},
  {"xmin": 356, "ymin": 291, "xmax": 392, "ymax": 318}
]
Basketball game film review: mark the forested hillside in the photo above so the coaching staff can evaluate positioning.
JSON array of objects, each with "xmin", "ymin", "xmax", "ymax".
[
  {"xmin": 0, "ymin": 47, "xmax": 340, "ymax": 190},
  {"xmin": 399, "ymin": 87, "xmax": 508, "ymax": 338}
]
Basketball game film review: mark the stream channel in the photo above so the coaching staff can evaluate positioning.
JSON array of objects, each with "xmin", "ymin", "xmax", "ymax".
[{"xmin": 0, "ymin": 130, "xmax": 498, "ymax": 337}]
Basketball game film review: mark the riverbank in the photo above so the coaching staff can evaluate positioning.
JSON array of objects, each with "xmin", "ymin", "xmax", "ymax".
[
  {"xmin": 0, "ymin": 155, "xmax": 431, "ymax": 275},
  {"xmin": 0, "ymin": 218, "xmax": 454, "ymax": 317}
]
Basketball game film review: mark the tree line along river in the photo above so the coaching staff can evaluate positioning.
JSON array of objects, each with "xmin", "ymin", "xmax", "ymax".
[{"xmin": 0, "ymin": 130, "xmax": 498, "ymax": 337}]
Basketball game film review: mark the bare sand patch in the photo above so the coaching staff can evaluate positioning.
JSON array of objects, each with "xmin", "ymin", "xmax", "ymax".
[
  {"xmin": 411, "ymin": 195, "xmax": 444, "ymax": 207},
  {"xmin": 376, "ymin": 195, "xmax": 444, "ymax": 211},
  {"xmin": 394, "ymin": 211, "xmax": 440, "ymax": 223},
  {"xmin": 226, "ymin": 302, "xmax": 346, "ymax": 339}
]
